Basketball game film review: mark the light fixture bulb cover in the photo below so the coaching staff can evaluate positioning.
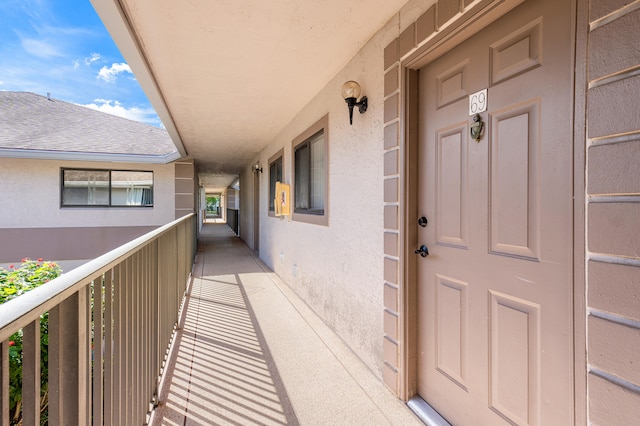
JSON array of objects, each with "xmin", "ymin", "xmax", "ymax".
[{"xmin": 341, "ymin": 80, "xmax": 361, "ymax": 100}]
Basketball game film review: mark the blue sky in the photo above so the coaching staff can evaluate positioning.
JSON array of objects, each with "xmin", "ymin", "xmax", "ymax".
[{"xmin": 0, "ymin": 0, "xmax": 160, "ymax": 127}]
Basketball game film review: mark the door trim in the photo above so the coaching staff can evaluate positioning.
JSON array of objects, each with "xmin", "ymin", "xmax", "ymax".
[
  {"xmin": 392, "ymin": 1, "xmax": 586, "ymax": 421},
  {"xmin": 254, "ymin": 168, "xmax": 260, "ymax": 252},
  {"xmin": 571, "ymin": 0, "xmax": 588, "ymax": 424}
]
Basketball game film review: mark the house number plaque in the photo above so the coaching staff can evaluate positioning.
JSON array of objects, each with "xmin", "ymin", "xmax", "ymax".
[{"xmin": 469, "ymin": 88, "xmax": 487, "ymax": 115}]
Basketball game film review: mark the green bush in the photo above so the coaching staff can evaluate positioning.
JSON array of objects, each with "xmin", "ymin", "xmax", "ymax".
[{"xmin": 0, "ymin": 258, "xmax": 61, "ymax": 425}]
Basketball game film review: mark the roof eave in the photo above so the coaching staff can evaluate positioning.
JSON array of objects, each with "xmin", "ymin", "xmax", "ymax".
[{"xmin": 0, "ymin": 148, "xmax": 182, "ymax": 164}]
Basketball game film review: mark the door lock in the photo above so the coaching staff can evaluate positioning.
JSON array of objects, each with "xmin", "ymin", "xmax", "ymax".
[
  {"xmin": 418, "ymin": 216, "xmax": 428, "ymax": 227},
  {"xmin": 414, "ymin": 245, "xmax": 430, "ymax": 257}
]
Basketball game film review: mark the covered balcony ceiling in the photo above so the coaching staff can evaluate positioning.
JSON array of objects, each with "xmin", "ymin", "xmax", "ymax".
[{"xmin": 91, "ymin": 0, "xmax": 411, "ymax": 191}]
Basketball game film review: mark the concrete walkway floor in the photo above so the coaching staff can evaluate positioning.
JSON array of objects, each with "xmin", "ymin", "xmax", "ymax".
[{"xmin": 150, "ymin": 223, "xmax": 421, "ymax": 426}]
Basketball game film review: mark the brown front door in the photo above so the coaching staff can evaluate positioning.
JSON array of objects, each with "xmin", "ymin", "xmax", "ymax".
[{"xmin": 416, "ymin": 0, "xmax": 574, "ymax": 424}]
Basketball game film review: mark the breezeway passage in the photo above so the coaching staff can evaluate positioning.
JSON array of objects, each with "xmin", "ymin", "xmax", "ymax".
[{"xmin": 151, "ymin": 224, "xmax": 420, "ymax": 425}]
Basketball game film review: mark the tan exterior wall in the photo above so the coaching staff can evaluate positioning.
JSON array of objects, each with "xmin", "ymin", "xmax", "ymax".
[
  {"xmin": 251, "ymin": 0, "xmax": 439, "ymax": 375},
  {"xmin": 584, "ymin": 2, "xmax": 640, "ymax": 423},
  {"xmin": 174, "ymin": 159, "xmax": 196, "ymax": 219},
  {"xmin": 0, "ymin": 157, "xmax": 176, "ymax": 262},
  {"xmin": 242, "ymin": 1, "xmax": 640, "ymax": 419}
]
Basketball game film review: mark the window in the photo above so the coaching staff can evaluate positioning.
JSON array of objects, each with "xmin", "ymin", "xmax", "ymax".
[
  {"xmin": 292, "ymin": 114, "xmax": 328, "ymax": 225},
  {"xmin": 268, "ymin": 151, "xmax": 283, "ymax": 215},
  {"xmin": 61, "ymin": 168, "xmax": 154, "ymax": 207}
]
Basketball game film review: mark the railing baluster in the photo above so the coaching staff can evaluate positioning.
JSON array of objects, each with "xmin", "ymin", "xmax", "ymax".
[
  {"xmin": 144, "ymin": 245, "xmax": 152, "ymax": 416},
  {"xmin": 125, "ymin": 257, "xmax": 133, "ymax": 425},
  {"xmin": 49, "ymin": 293, "xmax": 81, "ymax": 424},
  {"xmin": 48, "ymin": 304, "xmax": 60, "ymax": 423},
  {"xmin": 171, "ymin": 228, "xmax": 178, "ymax": 328},
  {"xmin": 139, "ymin": 249, "xmax": 145, "ymax": 423},
  {"xmin": 104, "ymin": 269, "xmax": 114, "ymax": 426},
  {"xmin": 0, "ymin": 214, "xmax": 196, "ymax": 426},
  {"xmin": 22, "ymin": 319, "xmax": 40, "ymax": 426},
  {"xmin": 134, "ymin": 251, "xmax": 141, "ymax": 424},
  {"xmin": 158, "ymin": 235, "xmax": 168, "ymax": 363},
  {"xmin": 93, "ymin": 276, "xmax": 104, "ymax": 425},
  {"xmin": 141, "ymin": 247, "xmax": 147, "ymax": 421},
  {"xmin": 0, "ymin": 340, "xmax": 8, "ymax": 425},
  {"xmin": 151, "ymin": 240, "xmax": 160, "ymax": 407},
  {"xmin": 113, "ymin": 263, "xmax": 123, "ymax": 426},
  {"xmin": 80, "ymin": 285, "xmax": 91, "ymax": 425}
]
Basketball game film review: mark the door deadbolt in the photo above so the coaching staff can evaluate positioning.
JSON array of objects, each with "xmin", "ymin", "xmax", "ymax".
[{"xmin": 418, "ymin": 216, "xmax": 428, "ymax": 227}]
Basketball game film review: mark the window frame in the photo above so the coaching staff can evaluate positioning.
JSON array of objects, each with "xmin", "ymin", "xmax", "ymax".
[
  {"xmin": 60, "ymin": 167, "xmax": 154, "ymax": 208},
  {"xmin": 291, "ymin": 114, "xmax": 329, "ymax": 226},
  {"xmin": 268, "ymin": 149, "xmax": 284, "ymax": 217}
]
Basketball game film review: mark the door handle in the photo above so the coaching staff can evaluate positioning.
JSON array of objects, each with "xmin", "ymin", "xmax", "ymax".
[{"xmin": 414, "ymin": 245, "xmax": 429, "ymax": 257}]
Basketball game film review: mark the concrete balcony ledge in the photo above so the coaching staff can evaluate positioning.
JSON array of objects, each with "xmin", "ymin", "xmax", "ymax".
[{"xmin": 150, "ymin": 224, "xmax": 420, "ymax": 425}]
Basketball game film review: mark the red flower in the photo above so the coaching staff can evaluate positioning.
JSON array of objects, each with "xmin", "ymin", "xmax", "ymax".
[
  {"xmin": 37, "ymin": 258, "xmax": 43, "ymax": 262},
  {"xmin": 8, "ymin": 265, "xmax": 14, "ymax": 269},
  {"xmin": 8, "ymin": 341, "xmax": 15, "ymax": 346},
  {"xmin": 21, "ymin": 258, "xmax": 27, "ymax": 263}
]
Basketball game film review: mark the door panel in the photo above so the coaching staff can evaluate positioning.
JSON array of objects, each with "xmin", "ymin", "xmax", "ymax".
[
  {"xmin": 416, "ymin": 0, "xmax": 573, "ymax": 424},
  {"xmin": 490, "ymin": 100, "xmax": 539, "ymax": 259},
  {"xmin": 435, "ymin": 274, "xmax": 468, "ymax": 390},
  {"xmin": 489, "ymin": 291, "xmax": 540, "ymax": 425},
  {"xmin": 436, "ymin": 124, "xmax": 469, "ymax": 248}
]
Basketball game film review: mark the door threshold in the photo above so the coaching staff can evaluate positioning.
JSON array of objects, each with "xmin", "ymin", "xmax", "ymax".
[{"xmin": 407, "ymin": 396, "xmax": 451, "ymax": 426}]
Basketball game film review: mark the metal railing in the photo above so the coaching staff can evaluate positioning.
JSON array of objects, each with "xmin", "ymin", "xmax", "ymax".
[{"xmin": 0, "ymin": 214, "xmax": 197, "ymax": 425}]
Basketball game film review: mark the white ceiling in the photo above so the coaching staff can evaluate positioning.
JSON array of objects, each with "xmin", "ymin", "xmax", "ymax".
[{"xmin": 92, "ymin": 0, "xmax": 409, "ymax": 191}]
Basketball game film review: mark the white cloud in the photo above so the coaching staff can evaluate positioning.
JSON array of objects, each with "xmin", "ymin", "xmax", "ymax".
[
  {"xmin": 85, "ymin": 53, "xmax": 101, "ymax": 65},
  {"xmin": 97, "ymin": 63, "xmax": 132, "ymax": 83},
  {"xmin": 74, "ymin": 53, "xmax": 102, "ymax": 69},
  {"xmin": 79, "ymin": 99, "xmax": 160, "ymax": 126},
  {"xmin": 21, "ymin": 38, "xmax": 62, "ymax": 58}
]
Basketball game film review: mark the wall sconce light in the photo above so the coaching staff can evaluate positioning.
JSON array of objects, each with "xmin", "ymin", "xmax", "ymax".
[
  {"xmin": 254, "ymin": 163, "xmax": 263, "ymax": 173},
  {"xmin": 341, "ymin": 80, "xmax": 368, "ymax": 125}
]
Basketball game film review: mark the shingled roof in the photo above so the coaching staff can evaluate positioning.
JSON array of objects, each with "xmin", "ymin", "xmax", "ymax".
[{"xmin": 0, "ymin": 91, "xmax": 180, "ymax": 163}]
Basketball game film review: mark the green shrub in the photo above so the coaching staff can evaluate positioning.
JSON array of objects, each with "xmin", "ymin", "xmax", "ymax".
[{"xmin": 0, "ymin": 259, "xmax": 61, "ymax": 425}]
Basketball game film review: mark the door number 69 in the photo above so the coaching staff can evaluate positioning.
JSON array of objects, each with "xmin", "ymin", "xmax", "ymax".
[{"xmin": 469, "ymin": 89, "xmax": 487, "ymax": 115}]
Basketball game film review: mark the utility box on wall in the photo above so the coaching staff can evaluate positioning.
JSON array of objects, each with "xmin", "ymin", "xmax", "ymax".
[{"xmin": 274, "ymin": 182, "xmax": 290, "ymax": 217}]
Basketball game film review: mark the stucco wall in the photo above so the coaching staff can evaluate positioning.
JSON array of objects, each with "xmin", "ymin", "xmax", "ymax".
[
  {"xmin": 0, "ymin": 158, "xmax": 175, "ymax": 228},
  {"xmin": 0, "ymin": 157, "xmax": 176, "ymax": 262},
  {"xmin": 251, "ymin": 0, "xmax": 437, "ymax": 375}
]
